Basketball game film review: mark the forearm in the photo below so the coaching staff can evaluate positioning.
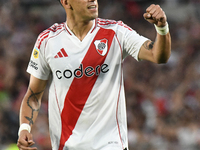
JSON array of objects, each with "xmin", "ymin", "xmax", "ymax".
[
  {"xmin": 20, "ymin": 87, "xmax": 43, "ymax": 127},
  {"xmin": 152, "ymin": 32, "xmax": 171, "ymax": 64},
  {"xmin": 141, "ymin": 4, "xmax": 171, "ymax": 64},
  {"xmin": 17, "ymin": 76, "xmax": 47, "ymax": 149}
]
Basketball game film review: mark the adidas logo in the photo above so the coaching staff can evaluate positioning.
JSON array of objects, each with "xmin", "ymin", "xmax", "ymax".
[{"xmin": 54, "ymin": 48, "xmax": 68, "ymax": 58}]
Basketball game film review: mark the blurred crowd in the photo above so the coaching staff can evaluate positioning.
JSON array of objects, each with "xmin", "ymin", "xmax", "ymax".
[{"xmin": 0, "ymin": 0, "xmax": 200, "ymax": 150}]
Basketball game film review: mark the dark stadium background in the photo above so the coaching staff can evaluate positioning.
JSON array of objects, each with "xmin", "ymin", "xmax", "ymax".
[{"xmin": 0, "ymin": 0, "xmax": 200, "ymax": 149}]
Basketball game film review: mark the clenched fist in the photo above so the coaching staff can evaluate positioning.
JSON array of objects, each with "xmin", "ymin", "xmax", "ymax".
[{"xmin": 143, "ymin": 4, "xmax": 167, "ymax": 27}]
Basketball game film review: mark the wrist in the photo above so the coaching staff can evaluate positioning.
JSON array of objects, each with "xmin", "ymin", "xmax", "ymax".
[
  {"xmin": 154, "ymin": 22, "xmax": 169, "ymax": 35},
  {"xmin": 18, "ymin": 123, "xmax": 31, "ymax": 136}
]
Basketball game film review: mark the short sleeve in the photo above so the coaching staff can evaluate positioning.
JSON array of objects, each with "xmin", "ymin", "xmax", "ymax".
[
  {"xmin": 27, "ymin": 38, "xmax": 51, "ymax": 80},
  {"xmin": 123, "ymin": 26, "xmax": 149, "ymax": 61}
]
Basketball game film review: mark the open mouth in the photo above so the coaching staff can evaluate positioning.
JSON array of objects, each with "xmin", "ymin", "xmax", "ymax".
[{"xmin": 88, "ymin": 5, "xmax": 97, "ymax": 9}]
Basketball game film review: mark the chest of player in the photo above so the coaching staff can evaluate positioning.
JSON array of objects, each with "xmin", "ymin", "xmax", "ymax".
[{"xmin": 45, "ymin": 28, "xmax": 121, "ymax": 82}]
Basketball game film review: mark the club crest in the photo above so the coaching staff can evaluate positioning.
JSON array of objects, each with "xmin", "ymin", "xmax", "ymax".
[{"xmin": 94, "ymin": 39, "xmax": 108, "ymax": 56}]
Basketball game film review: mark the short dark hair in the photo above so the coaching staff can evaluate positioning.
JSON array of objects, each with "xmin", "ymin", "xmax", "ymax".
[{"xmin": 57, "ymin": 0, "xmax": 61, "ymax": 4}]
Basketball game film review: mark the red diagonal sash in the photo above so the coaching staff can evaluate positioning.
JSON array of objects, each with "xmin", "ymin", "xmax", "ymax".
[{"xmin": 58, "ymin": 28, "xmax": 115, "ymax": 150}]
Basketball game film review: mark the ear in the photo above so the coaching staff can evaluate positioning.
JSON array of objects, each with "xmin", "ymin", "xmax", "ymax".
[{"xmin": 60, "ymin": 0, "xmax": 71, "ymax": 9}]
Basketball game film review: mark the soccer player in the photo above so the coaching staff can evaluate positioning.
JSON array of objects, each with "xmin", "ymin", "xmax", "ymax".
[{"xmin": 17, "ymin": 0, "xmax": 171, "ymax": 150}]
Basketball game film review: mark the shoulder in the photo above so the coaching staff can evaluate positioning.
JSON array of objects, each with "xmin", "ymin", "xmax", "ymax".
[
  {"xmin": 39, "ymin": 23, "xmax": 65, "ymax": 38},
  {"xmin": 97, "ymin": 18, "xmax": 132, "ymax": 31},
  {"xmin": 36, "ymin": 23, "xmax": 66, "ymax": 49}
]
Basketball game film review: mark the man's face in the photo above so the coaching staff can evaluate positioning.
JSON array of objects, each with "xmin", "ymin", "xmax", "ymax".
[{"xmin": 68, "ymin": 0, "xmax": 98, "ymax": 22}]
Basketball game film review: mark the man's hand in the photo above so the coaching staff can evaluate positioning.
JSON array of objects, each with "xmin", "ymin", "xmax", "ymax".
[
  {"xmin": 143, "ymin": 4, "xmax": 167, "ymax": 27},
  {"xmin": 17, "ymin": 130, "xmax": 37, "ymax": 150}
]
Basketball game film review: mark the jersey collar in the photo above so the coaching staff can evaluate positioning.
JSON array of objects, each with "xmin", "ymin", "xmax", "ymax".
[{"xmin": 64, "ymin": 19, "xmax": 97, "ymax": 36}]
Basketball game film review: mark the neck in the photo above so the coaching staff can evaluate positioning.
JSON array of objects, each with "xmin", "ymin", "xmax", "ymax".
[{"xmin": 67, "ymin": 19, "xmax": 94, "ymax": 41}]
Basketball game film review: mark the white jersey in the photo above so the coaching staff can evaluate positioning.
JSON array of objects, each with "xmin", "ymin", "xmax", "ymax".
[{"xmin": 27, "ymin": 18, "xmax": 148, "ymax": 150}]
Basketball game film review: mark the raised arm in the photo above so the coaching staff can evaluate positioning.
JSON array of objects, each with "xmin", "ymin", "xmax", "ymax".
[
  {"xmin": 17, "ymin": 75, "xmax": 48, "ymax": 150},
  {"xmin": 138, "ymin": 4, "xmax": 171, "ymax": 64}
]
